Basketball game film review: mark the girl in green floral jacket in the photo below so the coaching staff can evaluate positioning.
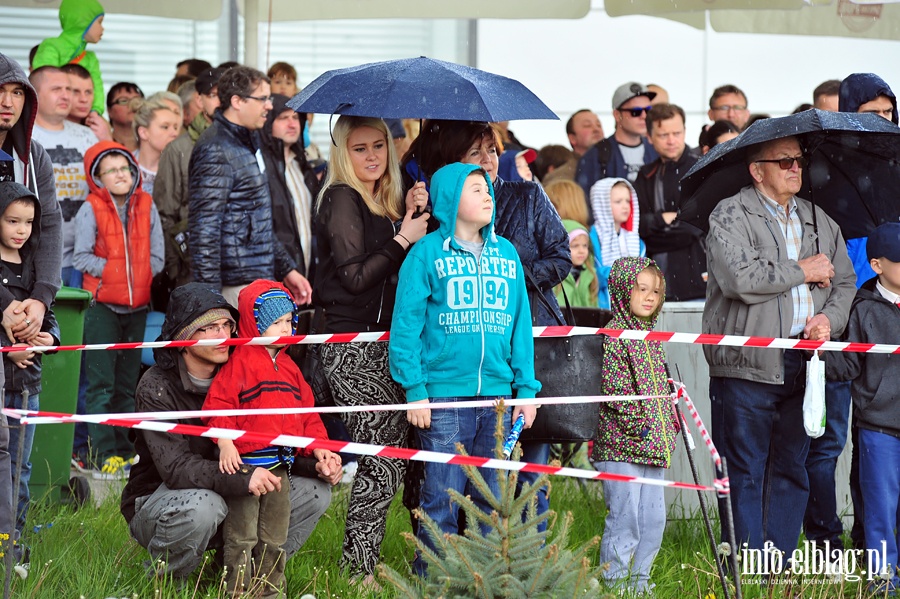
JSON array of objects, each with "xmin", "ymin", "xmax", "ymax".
[{"xmin": 592, "ymin": 256, "xmax": 678, "ymax": 595}]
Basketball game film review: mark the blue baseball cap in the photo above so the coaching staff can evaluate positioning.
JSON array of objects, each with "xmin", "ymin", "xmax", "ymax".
[{"xmin": 867, "ymin": 222, "xmax": 900, "ymax": 262}]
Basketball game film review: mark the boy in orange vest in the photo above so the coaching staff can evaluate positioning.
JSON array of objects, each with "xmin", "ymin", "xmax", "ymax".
[{"xmin": 74, "ymin": 140, "xmax": 163, "ymax": 477}]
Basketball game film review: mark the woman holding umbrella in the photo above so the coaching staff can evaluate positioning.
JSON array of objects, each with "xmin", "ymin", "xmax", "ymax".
[
  {"xmin": 314, "ymin": 115, "xmax": 429, "ymax": 584},
  {"xmin": 401, "ymin": 120, "xmax": 570, "ymax": 528}
]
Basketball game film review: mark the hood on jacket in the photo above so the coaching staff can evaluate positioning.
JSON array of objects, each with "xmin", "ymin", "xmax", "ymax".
[
  {"xmin": 839, "ymin": 73, "xmax": 898, "ymax": 125},
  {"xmin": 83, "ymin": 140, "xmax": 141, "ymax": 199},
  {"xmin": 0, "ymin": 53, "xmax": 38, "ymax": 166},
  {"xmin": 0, "ymin": 181, "xmax": 42, "ymax": 259},
  {"xmin": 260, "ymin": 94, "xmax": 308, "ymax": 160},
  {"xmin": 591, "ymin": 177, "xmax": 638, "ymax": 235},
  {"xmin": 237, "ymin": 279, "xmax": 297, "ymax": 338},
  {"xmin": 430, "ymin": 162, "xmax": 497, "ymax": 249},
  {"xmin": 562, "ymin": 218, "xmax": 590, "ymax": 249},
  {"xmin": 608, "ymin": 256, "xmax": 665, "ymax": 331},
  {"xmin": 155, "ymin": 283, "xmax": 239, "ymax": 370},
  {"xmin": 59, "ymin": 0, "xmax": 105, "ymax": 47}
]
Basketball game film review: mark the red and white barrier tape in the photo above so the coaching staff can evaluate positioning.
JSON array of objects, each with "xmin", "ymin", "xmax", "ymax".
[
  {"xmin": 1, "ymin": 407, "xmax": 720, "ymax": 493},
  {"xmin": 2, "ymin": 326, "xmax": 898, "ymax": 354}
]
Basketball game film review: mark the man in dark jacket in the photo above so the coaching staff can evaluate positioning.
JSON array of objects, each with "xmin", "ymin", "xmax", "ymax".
[
  {"xmin": 575, "ymin": 82, "xmax": 659, "ymax": 198},
  {"xmin": 188, "ymin": 66, "xmax": 310, "ymax": 307},
  {"xmin": 633, "ymin": 103, "xmax": 705, "ymax": 301},
  {"xmin": 121, "ymin": 283, "xmax": 340, "ymax": 580},
  {"xmin": 259, "ymin": 94, "xmax": 320, "ymax": 284},
  {"xmin": 0, "ymin": 53, "xmax": 62, "ymax": 350}
]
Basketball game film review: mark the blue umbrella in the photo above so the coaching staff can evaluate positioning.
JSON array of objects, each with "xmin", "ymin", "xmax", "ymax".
[
  {"xmin": 287, "ymin": 56, "xmax": 558, "ymax": 122},
  {"xmin": 678, "ymin": 109, "xmax": 900, "ymax": 240}
]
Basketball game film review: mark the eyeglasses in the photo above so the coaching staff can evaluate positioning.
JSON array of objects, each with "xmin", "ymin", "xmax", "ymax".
[
  {"xmin": 711, "ymin": 104, "xmax": 748, "ymax": 113},
  {"xmin": 621, "ymin": 106, "xmax": 652, "ymax": 117},
  {"xmin": 195, "ymin": 321, "xmax": 235, "ymax": 336},
  {"xmin": 110, "ymin": 97, "xmax": 137, "ymax": 106},
  {"xmin": 243, "ymin": 94, "xmax": 273, "ymax": 104},
  {"xmin": 755, "ymin": 156, "xmax": 808, "ymax": 170},
  {"xmin": 99, "ymin": 166, "xmax": 132, "ymax": 177}
]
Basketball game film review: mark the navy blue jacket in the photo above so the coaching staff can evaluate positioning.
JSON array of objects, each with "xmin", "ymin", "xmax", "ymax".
[
  {"xmin": 575, "ymin": 135, "xmax": 659, "ymax": 199},
  {"xmin": 188, "ymin": 111, "xmax": 296, "ymax": 287},
  {"xmin": 493, "ymin": 178, "xmax": 569, "ymax": 325}
]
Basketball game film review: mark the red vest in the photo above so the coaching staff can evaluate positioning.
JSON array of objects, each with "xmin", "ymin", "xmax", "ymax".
[{"xmin": 82, "ymin": 189, "xmax": 153, "ymax": 308}]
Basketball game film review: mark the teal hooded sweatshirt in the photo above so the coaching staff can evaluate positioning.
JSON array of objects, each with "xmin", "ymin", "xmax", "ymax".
[{"xmin": 389, "ymin": 162, "xmax": 541, "ymax": 403}]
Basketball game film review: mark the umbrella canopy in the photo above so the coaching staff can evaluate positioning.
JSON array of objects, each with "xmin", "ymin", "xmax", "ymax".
[
  {"xmin": 678, "ymin": 109, "xmax": 900, "ymax": 239},
  {"xmin": 286, "ymin": 56, "xmax": 558, "ymax": 122}
]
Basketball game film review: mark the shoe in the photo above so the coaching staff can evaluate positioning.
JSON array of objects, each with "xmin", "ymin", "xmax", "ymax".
[
  {"xmin": 341, "ymin": 461, "xmax": 358, "ymax": 484},
  {"xmin": 93, "ymin": 456, "xmax": 128, "ymax": 480},
  {"xmin": 13, "ymin": 544, "xmax": 29, "ymax": 580},
  {"xmin": 71, "ymin": 452, "xmax": 91, "ymax": 473}
]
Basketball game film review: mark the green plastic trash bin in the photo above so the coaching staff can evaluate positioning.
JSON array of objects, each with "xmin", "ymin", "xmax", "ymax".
[{"xmin": 28, "ymin": 287, "xmax": 92, "ymax": 503}]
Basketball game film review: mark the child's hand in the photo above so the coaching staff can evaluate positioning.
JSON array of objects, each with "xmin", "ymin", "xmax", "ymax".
[
  {"xmin": 8, "ymin": 343, "xmax": 35, "ymax": 369},
  {"xmin": 217, "ymin": 439, "xmax": 242, "ymax": 474},
  {"xmin": 513, "ymin": 404, "xmax": 538, "ymax": 429},
  {"xmin": 25, "ymin": 332, "xmax": 53, "ymax": 352},
  {"xmin": 407, "ymin": 399, "xmax": 431, "ymax": 429}
]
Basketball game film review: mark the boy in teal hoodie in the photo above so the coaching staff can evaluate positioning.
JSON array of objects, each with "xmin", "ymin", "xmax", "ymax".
[
  {"xmin": 33, "ymin": 0, "xmax": 106, "ymax": 115},
  {"xmin": 390, "ymin": 162, "xmax": 540, "ymax": 577}
]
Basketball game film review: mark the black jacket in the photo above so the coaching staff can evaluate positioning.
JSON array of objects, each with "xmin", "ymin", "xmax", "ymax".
[
  {"xmin": 493, "ymin": 178, "xmax": 569, "ymax": 325},
  {"xmin": 827, "ymin": 278, "xmax": 900, "ymax": 439},
  {"xmin": 0, "ymin": 181, "xmax": 60, "ymax": 395},
  {"xmin": 121, "ymin": 283, "xmax": 318, "ymax": 522},
  {"xmin": 633, "ymin": 148, "xmax": 707, "ymax": 301},
  {"xmin": 187, "ymin": 111, "xmax": 296, "ymax": 287},
  {"xmin": 313, "ymin": 184, "xmax": 407, "ymax": 333},
  {"xmin": 259, "ymin": 95, "xmax": 320, "ymax": 280}
]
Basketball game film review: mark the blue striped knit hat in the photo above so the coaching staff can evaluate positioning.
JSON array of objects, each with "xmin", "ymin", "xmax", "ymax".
[{"xmin": 253, "ymin": 288, "xmax": 297, "ymax": 335}]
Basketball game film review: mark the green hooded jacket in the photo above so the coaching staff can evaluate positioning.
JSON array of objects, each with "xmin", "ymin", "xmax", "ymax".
[
  {"xmin": 33, "ymin": 0, "xmax": 106, "ymax": 115},
  {"xmin": 554, "ymin": 219, "xmax": 597, "ymax": 309}
]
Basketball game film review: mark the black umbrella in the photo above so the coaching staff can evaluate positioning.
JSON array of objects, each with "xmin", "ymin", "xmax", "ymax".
[{"xmin": 679, "ymin": 109, "xmax": 900, "ymax": 239}]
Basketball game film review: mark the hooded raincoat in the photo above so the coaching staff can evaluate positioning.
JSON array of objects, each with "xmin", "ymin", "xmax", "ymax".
[
  {"xmin": 554, "ymin": 219, "xmax": 598, "ymax": 309},
  {"xmin": 589, "ymin": 177, "xmax": 645, "ymax": 309},
  {"xmin": 32, "ymin": 0, "xmax": 106, "ymax": 115},
  {"xmin": 390, "ymin": 163, "xmax": 540, "ymax": 403},
  {"xmin": 592, "ymin": 257, "xmax": 677, "ymax": 468}
]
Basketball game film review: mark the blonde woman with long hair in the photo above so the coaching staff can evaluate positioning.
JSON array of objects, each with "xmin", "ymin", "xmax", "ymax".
[
  {"xmin": 131, "ymin": 95, "xmax": 181, "ymax": 196},
  {"xmin": 313, "ymin": 115, "xmax": 429, "ymax": 585}
]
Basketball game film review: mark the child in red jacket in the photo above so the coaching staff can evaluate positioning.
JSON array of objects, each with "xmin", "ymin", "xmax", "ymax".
[{"xmin": 202, "ymin": 280, "xmax": 338, "ymax": 597}]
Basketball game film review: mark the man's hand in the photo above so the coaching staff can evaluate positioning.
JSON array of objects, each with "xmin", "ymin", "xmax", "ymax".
[
  {"xmin": 512, "ymin": 404, "xmax": 538, "ymax": 429},
  {"xmin": 661, "ymin": 212, "xmax": 678, "ymax": 225},
  {"xmin": 313, "ymin": 448, "xmax": 343, "ymax": 486},
  {"xmin": 798, "ymin": 254, "xmax": 835, "ymax": 287},
  {"xmin": 2, "ymin": 300, "xmax": 25, "ymax": 343},
  {"xmin": 283, "ymin": 270, "xmax": 313, "ymax": 305},
  {"xmin": 407, "ymin": 399, "xmax": 431, "ymax": 429},
  {"xmin": 85, "ymin": 112, "xmax": 112, "ymax": 142},
  {"xmin": 248, "ymin": 467, "xmax": 282, "ymax": 496},
  {"xmin": 11, "ymin": 298, "xmax": 46, "ymax": 341},
  {"xmin": 803, "ymin": 313, "xmax": 831, "ymax": 342}
]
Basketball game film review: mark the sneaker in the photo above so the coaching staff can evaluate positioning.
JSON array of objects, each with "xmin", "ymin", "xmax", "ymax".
[
  {"xmin": 13, "ymin": 544, "xmax": 29, "ymax": 580},
  {"xmin": 93, "ymin": 456, "xmax": 128, "ymax": 480},
  {"xmin": 341, "ymin": 461, "xmax": 358, "ymax": 484},
  {"xmin": 71, "ymin": 452, "xmax": 91, "ymax": 473}
]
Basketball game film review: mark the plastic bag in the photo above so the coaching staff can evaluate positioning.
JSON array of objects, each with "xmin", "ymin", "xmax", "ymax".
[{"xmin": 803, "ymin": 353, "xmax": 827, "ymax": 438}]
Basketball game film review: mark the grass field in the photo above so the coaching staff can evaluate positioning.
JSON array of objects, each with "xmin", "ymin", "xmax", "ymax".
[{"xmin": 0, "ymin": 474, "xmax": 889, "ymax": 598}]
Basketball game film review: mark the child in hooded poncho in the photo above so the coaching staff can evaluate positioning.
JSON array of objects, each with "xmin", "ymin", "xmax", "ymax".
[
  {"xmin": 589, "ymin": 178, "xmax": 645, "ymax": 309},
  {"xmin": 593, "ymin": 256, "xmax": 678, "ymax": 595}
]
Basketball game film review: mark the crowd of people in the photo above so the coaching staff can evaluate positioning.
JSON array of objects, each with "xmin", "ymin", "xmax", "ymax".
[{"xmin": 0, "ymin": 1, "xmax": 899, "ymax": 595}]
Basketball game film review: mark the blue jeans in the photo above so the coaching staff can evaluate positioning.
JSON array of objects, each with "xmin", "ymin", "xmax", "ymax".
[
  {"xmin": 804, "ymin": 380, "xmax": 851, "ymax": 545},
  {"xmin": 859, "ymin": 428, "xmax": 900, "ymax": 586},
  {"xmin": 5, "ymin": 391, "xmax": 38, "ymax": 534},
  {"xmin": 60, "ymin": 266, "xmax": 82, "ymax": 289},
  {"xmin": 710, "ymin": 350, "xmax": 809, "ymax": 553},
  {"xmin": 413, "ymin": 397, "xmax": 510, "ymax": 577},
  {"xmin": 518, "ymin": 442, "xmax": 550, "ymax": 533}
]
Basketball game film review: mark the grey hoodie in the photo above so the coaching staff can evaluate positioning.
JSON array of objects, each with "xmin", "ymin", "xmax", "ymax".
[{"xmin": 0, "ymin": 53, "xmax": 62, "ymax": 311}]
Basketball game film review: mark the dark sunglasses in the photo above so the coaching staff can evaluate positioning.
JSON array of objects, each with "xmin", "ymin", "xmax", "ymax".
[
  {"xmin": 621, "ymin": 106, "xmax": 652, "ymax": 117},
  {"xmin": 755, "ymin": 156, "xmax": 808, "ymax": 170}
]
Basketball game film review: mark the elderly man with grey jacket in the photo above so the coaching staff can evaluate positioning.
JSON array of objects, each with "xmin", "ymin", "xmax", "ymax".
[{"xmin": 702, "ymin": 135, "xmax": 855, "ymax": 557}]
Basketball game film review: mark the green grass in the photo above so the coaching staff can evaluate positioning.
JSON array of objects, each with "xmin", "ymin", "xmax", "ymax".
[{"xmin": 0, "ymin": 477, "xmax": 888, "ymax": 598}]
